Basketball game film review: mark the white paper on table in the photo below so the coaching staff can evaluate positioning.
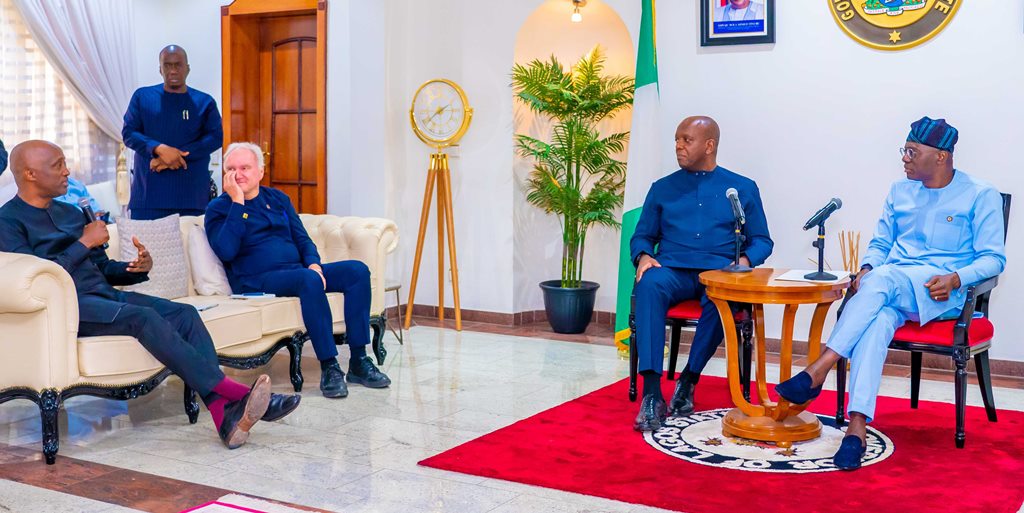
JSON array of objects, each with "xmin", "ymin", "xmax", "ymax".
[{"xmin": 774, "ymin": 269, "xmax": 849, "ymax": 284}]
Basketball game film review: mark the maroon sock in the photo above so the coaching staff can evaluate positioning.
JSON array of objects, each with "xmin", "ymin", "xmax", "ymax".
[
  {"xmin": 208, "ymin": 396, "xmax": 229, "ymax": 430},
  {"xmin": 212, "ymin": 377, "xmax": 251, "ymax": 402}
]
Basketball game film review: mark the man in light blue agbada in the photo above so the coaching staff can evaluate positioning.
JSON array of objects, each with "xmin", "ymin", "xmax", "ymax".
[{"xmin": 775, "ymin": 117, "xmax": 1006, "ymax": 470}]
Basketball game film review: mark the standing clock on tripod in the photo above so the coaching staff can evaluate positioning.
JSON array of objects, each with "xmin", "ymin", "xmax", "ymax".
[{"xmin": 404, "ymin": 79, "xmax": 473, "ymax": 331}]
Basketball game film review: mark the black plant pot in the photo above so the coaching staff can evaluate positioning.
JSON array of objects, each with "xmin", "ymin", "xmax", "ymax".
[{"xmin": 539, "ymin": 280, "xmax": 600, "ymax": 334}]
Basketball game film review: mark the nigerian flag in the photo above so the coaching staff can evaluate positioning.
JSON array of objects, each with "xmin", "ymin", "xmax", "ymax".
[{"xmin": 614, "ymin": 0, "xmax": 662, "ymax": 350}]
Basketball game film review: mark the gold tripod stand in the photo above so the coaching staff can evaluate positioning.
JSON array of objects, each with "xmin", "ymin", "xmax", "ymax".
[
  {"xmin": 406, "ymin": 78, "xmax": 472, "ymax": 331},
  {"xmin": 404, "ymin": 150, "xmax": 462, "ymax": 330}
]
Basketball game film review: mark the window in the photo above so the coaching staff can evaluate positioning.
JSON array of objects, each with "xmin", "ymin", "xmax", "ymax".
[{"xmin": 0, "ymin": 0, "xmax": 118, "ymax": 187}]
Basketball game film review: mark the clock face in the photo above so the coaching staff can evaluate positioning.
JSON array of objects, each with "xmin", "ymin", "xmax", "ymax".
[{"xmin": 411, "ymin": 80, "xmax": 470, "ymax": 146}]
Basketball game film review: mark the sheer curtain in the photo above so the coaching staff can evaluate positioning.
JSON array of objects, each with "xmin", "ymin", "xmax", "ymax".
[
  {"xmin": 0, "ymin": 0, "xmax": 118, "ymax": 188},
  {"xmin": 11, "ymin": 0, "xmax": 136, "ymax": 141}
]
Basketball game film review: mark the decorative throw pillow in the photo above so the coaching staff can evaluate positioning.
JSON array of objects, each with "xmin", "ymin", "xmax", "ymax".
[
  {"xmin": 116, "ymin": 214, "xmax": 189, "ymax": 299},
  {"xmin": 188, "ymin": 225, "xmax": 233, "ymax": 296}
]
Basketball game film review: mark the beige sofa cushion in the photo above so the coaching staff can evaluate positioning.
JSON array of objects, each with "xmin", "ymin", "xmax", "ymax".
[
  {"xmin": 78, "ymin": 336, "xmax": 163, "ymax": 378},
  {"xmin": 77, "ymin": 300, "xmax": 265, "ymax": 378},
  {"xmin": 173, "ymin": 298, "xmax": 263, "ymax": 350},
  {"xmin": 249, "ymin": 293, "xmax": 348, "ymax": 332}
]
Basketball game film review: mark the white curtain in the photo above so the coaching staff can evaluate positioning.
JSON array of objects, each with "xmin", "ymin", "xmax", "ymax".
[
  {"xmin": 11, "ymin": 0, "xmax": 137, "ymax": 142},
  {"xmin": 0, "ymin": 0, "xmax": 117, "ymax": 192}
]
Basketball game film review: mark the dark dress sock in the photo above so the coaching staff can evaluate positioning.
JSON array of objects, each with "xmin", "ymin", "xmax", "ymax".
[
  {"xmin": 350, "ymin": 343, "xmax": 367, "ymax": 361},
  {"xmin": 320, "ymin": 357, "xmax": 340, "ymax": 371},
  {"xmin": 641, "ymin": 370, "xmax": 663, "ymax": 401}
]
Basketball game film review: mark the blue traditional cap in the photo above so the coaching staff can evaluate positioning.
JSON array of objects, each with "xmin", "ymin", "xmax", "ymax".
[
  {"xmin": 907, "ymin": 116, "xmax": 958, "ymax": 153},
  {"xmin": 0, "ymin": 138, "xmax": 7, "ymax": 174}
]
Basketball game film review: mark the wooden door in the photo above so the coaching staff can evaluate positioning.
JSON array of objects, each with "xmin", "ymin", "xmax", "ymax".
[
  {"xmin": 222, "ymin": 0, "xmax": 327, "ymax": 214},
  {"xmin": 259, "ymin": 15, "xmax": 321, "ymax": 213}
]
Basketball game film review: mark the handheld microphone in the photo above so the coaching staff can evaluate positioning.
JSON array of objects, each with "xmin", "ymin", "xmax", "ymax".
[
  {"xmin": 78, "ymin": 198, "xmax": 108, "ymax": 249},
  {"xmin": 802, "ymin": 198, "xmax": 842, "ymax": 230},
  {"xmin": 725, "ymin": 188, "xmax": 746, "ymax": 225}
]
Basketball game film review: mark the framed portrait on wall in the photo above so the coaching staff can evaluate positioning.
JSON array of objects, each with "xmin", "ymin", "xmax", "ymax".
[{"xmin": 700, "ymin": 0, "xmax": 776, "ymax": 46}]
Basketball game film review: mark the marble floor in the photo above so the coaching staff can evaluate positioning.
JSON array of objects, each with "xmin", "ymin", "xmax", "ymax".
[{"xmin": 0, "ymin": 324, "xmax": 1022, "ymax": 513}]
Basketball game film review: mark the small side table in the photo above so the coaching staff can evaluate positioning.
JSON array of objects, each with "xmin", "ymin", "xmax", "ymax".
[
  {"xmin": 385, "ymin": 280, "xmax": 404, "ymax": 344},
  {"xmin": 700, "ymin": 268, "xmax": 849, "ymax": 447}
]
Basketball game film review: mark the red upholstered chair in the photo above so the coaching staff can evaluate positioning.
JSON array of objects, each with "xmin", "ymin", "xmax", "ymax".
[
  {"xmin": 834, "ymin": 193, "xmax": 1010, "ymax": 448},
  {"xmin": 628, "ymin": 296, "xmax": 754, "ymax": 402}
]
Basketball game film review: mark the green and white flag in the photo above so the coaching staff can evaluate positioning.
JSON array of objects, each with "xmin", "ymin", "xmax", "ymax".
[{"xmin": 614, "ymin": 0, "xmax": 661, "ymax": 349}]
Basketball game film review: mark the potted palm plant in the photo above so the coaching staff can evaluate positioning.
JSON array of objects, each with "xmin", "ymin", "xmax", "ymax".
[{"xmin": 512, "ymin": 46, "xmax": 634, "ymax": 333}]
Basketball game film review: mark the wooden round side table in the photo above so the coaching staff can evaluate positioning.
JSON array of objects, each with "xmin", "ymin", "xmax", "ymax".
[{"xmin": 699, "ymin": 268, "xmax": 849, "ymax": 447}]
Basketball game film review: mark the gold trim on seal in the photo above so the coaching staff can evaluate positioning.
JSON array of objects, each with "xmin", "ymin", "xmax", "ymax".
[{"xmin": 828, "ymin": 0, "xmax": 960, "ymax": 51}]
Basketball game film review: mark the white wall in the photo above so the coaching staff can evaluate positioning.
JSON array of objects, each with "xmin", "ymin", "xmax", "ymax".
[
  {"xmin": 132, "ymin": 0, "xmax": 231, "ymax": 190},
  {"xmin": 382, "ymin": 0, "xmax": 638, "ymax": 315},
  {"xmin": 653, "ymin": 2, "xmax": 1024, "ymax": 362},
  {"xmin": 131, "ymin": 0, "xmax": 387, "ymax": 211},
  {"xmin": 128, "ymin": 1, "xmax": 1024, "ymax": 362}
]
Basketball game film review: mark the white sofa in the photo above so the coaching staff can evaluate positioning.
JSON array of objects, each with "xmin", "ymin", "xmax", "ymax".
[{"xmin": 0, "ymin": 214, "xmax": 398, "ymax": 464}]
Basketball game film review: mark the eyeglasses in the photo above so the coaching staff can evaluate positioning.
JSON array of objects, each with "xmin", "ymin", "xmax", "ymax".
[{"xmin": 899, "ymin": 147, "xmax": 918, "ymax": 160}]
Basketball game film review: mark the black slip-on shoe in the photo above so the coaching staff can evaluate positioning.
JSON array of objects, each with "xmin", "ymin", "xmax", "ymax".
[
  {"xmin": 633, "ymin": 394, "xmax": 668, "ymax": 432},
  {"xmin": 262, "ymin": 393, "xmax": 301, "ymax": 422},
  {"xmin": 320, "ymin": 362, "xmax": 349, "ymax": 398}
]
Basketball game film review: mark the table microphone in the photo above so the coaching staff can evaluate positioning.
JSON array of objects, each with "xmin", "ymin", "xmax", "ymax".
[
  {"xmin": 726, "ymin": 188, "xmax": 746, "ymax": 225},
  {"xmin": 802, "ymin": 198, "xmax": 842, "ymax": 230},
  {"xmin": 79, "ymin": 198, "xmax": 108, "ymax": 249}
]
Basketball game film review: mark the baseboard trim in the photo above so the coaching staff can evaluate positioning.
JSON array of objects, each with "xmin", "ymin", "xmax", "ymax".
[{"xmin": 384, "ymin": 304, "xmax": 616, "ymax": 327}]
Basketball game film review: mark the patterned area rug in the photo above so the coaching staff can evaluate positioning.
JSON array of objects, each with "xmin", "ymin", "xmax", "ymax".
[{"xmin": 420, "ymin": 376, "xmax": 1024, "ymax": 513}]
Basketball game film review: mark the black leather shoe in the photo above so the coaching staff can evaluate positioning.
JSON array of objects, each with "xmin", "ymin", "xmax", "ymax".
[
  {"xmin": 218, "ymin": 374, "xmax": 271, "ymax": 449},
  {"xmin": 633, "ymin": 394, "xmax": 667, "ymax": 432},
  {"xmin": 834, "ymin": 434, "xmax": 867, "ymax": 470},
  {"xmin": 262, "ymin": 393, "xmax": 301, "ymax": 422},
  {"xmin": 320, "ymin": 362, "xmax": 349, "ymax": 398},
  {"xmin": 669, "ymin": 379, "xmax": 695, "ymax": 417},
  {"xmin": 347, "ymin": 356, "xmax": 391, "ymax": 388},
  {"xmin": 775, "ymin": 371, "xmax": 822, "ymax": 405}
]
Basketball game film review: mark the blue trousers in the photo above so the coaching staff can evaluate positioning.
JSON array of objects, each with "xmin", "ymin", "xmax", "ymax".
[
  {"xmin": 255, "ymin": 261, "xmax": 372, "ymax": 361},
  {"xmin": 827, "ymin": 265, "xmax": 923, "ymax": 421},
  {"xmin": 130, "ymin": 207, "xmax": 205, "ymax": 220},
  {"xmin": 634, "ymin": 267, "xmax": 724, "ymax": 377}
]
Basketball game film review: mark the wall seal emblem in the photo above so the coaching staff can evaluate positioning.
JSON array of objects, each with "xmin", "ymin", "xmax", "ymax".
[{"xmin": 829, "ymin": 0, "xmax": 960, "ymax": 51}]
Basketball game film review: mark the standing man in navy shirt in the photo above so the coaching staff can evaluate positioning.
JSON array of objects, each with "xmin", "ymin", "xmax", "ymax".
[
  {"xmin": 123, "ymin": 45, "xmax": 223, "ymax": 220},
  {"xmin": 631, "ymin": 116, "xmax": 773, "ymax": 431}
]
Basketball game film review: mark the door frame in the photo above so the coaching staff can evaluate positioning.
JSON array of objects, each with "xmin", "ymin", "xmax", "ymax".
[{"xmin": 221, "ymin": 0, "xmax": 328, "ymax": 213}]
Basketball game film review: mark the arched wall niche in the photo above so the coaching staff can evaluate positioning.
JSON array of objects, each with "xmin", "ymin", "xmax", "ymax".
[{"xmin": 512, "ymin": 0, "xmax": 635, "ymax": 314}]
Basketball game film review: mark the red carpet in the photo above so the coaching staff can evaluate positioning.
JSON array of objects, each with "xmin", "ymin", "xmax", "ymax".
[{"xmin": 420, "ymin": 377, "xmax": 1024, "ymax": 513}]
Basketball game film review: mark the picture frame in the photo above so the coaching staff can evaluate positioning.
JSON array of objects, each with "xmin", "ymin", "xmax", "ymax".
[{"xmin": 700, "ymin": 0, "xmax": 776, "ymax": 47}]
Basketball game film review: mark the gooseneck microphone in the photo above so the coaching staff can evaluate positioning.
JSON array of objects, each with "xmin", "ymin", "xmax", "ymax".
[
  {"xmin": 725, "ymin": 188, "xmax": 746, "ymax": 225},
  {"xmin": 78, "ymin": 198, "xmax": 108, "ymax": 249},
  {"xmin": 802, "ymin": 198, "xmax": 842, "ymax": 230}
]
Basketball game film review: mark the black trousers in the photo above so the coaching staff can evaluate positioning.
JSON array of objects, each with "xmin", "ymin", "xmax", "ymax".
[{"xmin": 78, "ymin": 291, "xmax": 224, "ymax": 396}]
